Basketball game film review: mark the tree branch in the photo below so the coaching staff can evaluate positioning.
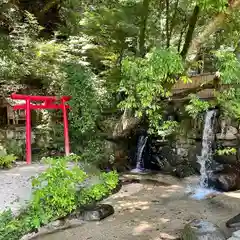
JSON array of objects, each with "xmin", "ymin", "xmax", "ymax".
[
  {"xmin": 169, "ymin": 0, "xmax": 180, "ymax": 46},
  {"xmin": 166, "ymin": 0, "xmax": 170, "ymax": 48},
  {"xmin": 186, "ymin": 0, "xmax": 240, "ymax": 62},
  {"xmin": 139, "ymin": 0, "xmax": 151, "ymax": 57},
  {"xmin": 180, "ymin": 5, "xmax": 200, "ymax": 59}
]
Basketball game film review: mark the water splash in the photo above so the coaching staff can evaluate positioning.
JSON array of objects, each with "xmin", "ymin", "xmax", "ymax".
[{"xmin": 131, "ymin": 135, "xmax": 148, "ymax": 173}]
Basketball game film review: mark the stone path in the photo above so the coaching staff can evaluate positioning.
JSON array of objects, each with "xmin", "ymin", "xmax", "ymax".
[
  {"xmin": 37, "ymin": 174, "xmax": 240, "ymax": 240},
  {"xmin": 0, "ymin": 163, "xmax": 47, "ymax": 214}
]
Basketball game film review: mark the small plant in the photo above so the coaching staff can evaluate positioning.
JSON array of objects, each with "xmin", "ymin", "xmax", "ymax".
[
  {"xmin": 0, "ymin": 150, "xmax": 17, "ymax": 169},
  {"xmin": 185, "ymin": 94, "xmax": 210, "ymax": 119},
  {"xmin": 215, "ymin": 147, "xmax": 236, "ymax": 156},
  {"xmin": 4, "ymin": 140, "xmax": 25, "ymax": 161}
]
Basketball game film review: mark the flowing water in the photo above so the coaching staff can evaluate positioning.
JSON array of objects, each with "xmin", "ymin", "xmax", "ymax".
[
  {"xmin": 131, "ymin": 135, "xmax": 148, "ymax": 173},
  {"xmin": 198, "ymin": 109, "xmax": 217, "ymax": 187},
  {"xmin": 188, "ymin": 110, "xmax": 220, "ymax": 200}
]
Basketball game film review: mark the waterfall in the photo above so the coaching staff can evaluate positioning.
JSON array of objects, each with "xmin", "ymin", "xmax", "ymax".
[
  {"xmin": 187, "ymin": 109, "xmax": 219, "ymax": 200},
  {"xmin": 198, "ymin": 109, "xmax": 217, "ymax": 187},
  {"xmin": 131, "ymin": 135, "xmax": 148, "ymax": 173}
]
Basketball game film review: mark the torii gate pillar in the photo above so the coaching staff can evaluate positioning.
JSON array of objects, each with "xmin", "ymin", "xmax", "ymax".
[{"xmin": 11, "ymin": 94, "xmax": 71, "ymax": 164}]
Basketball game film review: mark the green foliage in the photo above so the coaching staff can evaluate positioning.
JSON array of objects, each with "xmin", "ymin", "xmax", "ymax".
[
  {"xmin": 185, "ymin": 94, "xmax": 210, "ymax": 119},
  {"xmin": 0, "ymin": 156, "xmax": 119, "ymax": 239},
  {"xmin": 215, "ymin": 50, "xmax": 240, "ymax": 84},
  {"xmin": 214, "ymin": 51, "xmax": 240, "ymax": 122},
  {"xmin": 3, "ymin": 140, "xmax": 25, "ymax": 161},
  {"xmin": 216, "ymin": 88, "xmax": 240, "ymax": 121},
  {"xmin": 198, "ymin": 0, "xmax": 227, "ymax": 12},
  {"xmin": 215, "ymin": 147, "xmax": 236, "ymax": 156},
  {"xmin": 63, "ymin": 64, "xmax": 103, "ymax": 135},
  {"xmin": 0, "ymin": 150, "xmax": 17, "ymax": 169},
  {"xmin": 31, "ymin": 157, "xmax": 88, "ymax": 220},
  {"xmin": 119, "ymin": 48, "xmax": 184, "ymax": 134},
  {"xmin": 155, "ymin": 120, "xmax": 179, "ymax": 137},
  {"xmin": 77, "ymin": 171, "xmax": 119, "ymax": 205}
]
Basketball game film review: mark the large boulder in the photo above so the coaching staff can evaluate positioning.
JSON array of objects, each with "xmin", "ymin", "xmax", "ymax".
[
  {"xmin": 207, "ymin": 164, "xmax": 240, "ymax": 191},
  {"xmin": 181, "ymin": 220, "xmax": 226, "ymax": 240},
  {"xmin": 226, "ymin": 213, "xmax": 240, "ymax": 228}
]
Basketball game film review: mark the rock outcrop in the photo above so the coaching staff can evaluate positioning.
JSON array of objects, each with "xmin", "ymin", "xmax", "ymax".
[
  {"xmin": 207, "ymin": 163, "xmax": 240, "ymax": 191},
  {"xmin": 182, "ymin": 220, "xmax": 226, "ymax": 240}
]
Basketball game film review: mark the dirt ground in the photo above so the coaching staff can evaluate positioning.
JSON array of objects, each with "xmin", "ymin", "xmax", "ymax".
[{"xmin": 37, "ymin": 173, "xmax": 240, "ymax": 240}]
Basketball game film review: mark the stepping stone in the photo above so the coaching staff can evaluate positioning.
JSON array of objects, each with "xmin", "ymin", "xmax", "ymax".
[{"xmin": 80, "ymin": 204, "xmax": 114, "ymax": 221}]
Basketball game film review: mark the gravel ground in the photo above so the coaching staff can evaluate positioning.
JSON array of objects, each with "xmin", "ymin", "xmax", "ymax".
[
  {"xmin": 38, "ymin": 174, "xmax": 240, "ymax": 240},
  {"xmin": 0, "ymin": 163, "xmax": 47, "ymax": 214},
  {"xmin": 1, "ymin": 166, "xmax": 240, "ymax": 240}
]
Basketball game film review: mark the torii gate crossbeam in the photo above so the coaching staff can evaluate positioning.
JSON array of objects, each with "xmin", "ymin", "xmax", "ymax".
[{"xmin": 10, "ymin": 93, "xmax": 71, "ymax": 164}]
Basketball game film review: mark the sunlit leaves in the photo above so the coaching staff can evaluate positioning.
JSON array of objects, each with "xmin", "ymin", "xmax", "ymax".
[
  {"xmin": 119, "ymin": 48, "xmax": 184, "ymax": 134},
  {"xmin": 215, "ymin": 50, "xmax": 240, "ymax": 84},
  {"xmin": 197, "ymin": 0, "xmax": 228, "ymax": 12},
  {"xmin": 185, "ymin": 94, "xmax": 210, "ymax": 119}
]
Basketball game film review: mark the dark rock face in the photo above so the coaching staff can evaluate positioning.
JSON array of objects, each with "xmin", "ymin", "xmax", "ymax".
[
  {"xmin": 226, "ymin": 213, "xmax": 240, "ymax": 228},
  {"xmin": 207, "ymin": 163, "xmax": 240, "ymax": 191},
  {"xmin": 182, "ymin": 220, "xmax": 226, "ymax": 240}
]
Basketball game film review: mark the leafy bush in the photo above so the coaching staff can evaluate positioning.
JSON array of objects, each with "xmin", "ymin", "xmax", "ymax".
[
  {"xmin": 0, "ymin": 150, "xmax": 17, "ymax": 169},
  {"xmin": 3, "ymin": 140, "xmax": 25, "ymax": 161},
  {"xmin": 0, "ymin": 156, "xmax": 119, "ymax": 239},
  {"xmin": 185, "ymin": 94, "xmax": 210, "ymax": 119},
  {"xmin": 31, "ymin": 157, "xmax": 88, "ymax": 220}
]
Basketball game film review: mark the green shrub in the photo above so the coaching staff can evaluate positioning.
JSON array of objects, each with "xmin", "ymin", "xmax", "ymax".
[
  {"xmin": 0, "ymin": 151, "xmax": 17, "ymax": 169},
  {"xmin": 0, "ymin": 155, "xmax": 119, "ymax": 240},
  {"xmin": 3, "ymin": 140, "xmax": 25, "ymax": 161},
  {"xmin": 31, "ymin": 157, "xmax": 88, "ymax": 220}
]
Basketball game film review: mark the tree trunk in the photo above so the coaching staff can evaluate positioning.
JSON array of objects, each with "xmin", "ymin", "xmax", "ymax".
[
  {"xmin": 180, "ymin": 5, "xmax": 200, "ymax": 59},
  {"xmin": 177, "ymin": 24, "xmax": 188, "ymax": 52},
  {"xmin": 186, "ymin": 0, "xmax": 240, "ymax": 62},
  {"xmin": 139, "ymin": 0, "xmax": 150, "ymax": 57},
  {"xmin": 169, "ymin": 0, "xmax": 180, "ymax": 47},
  {"xmin": 166, "ymin": 0, "xmax": 170, "ymax": 48}
]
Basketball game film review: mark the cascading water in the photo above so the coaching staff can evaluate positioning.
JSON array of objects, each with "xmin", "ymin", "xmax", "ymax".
[
  {"xmin": 198, "ymin": 109, "xmax": 217, "ymax": 187},
  {"xmin": 131, "ymin": 135, "xmax": 148, "ymax": 173},
  {"xmin": 188, "ymin": 109, "xmax": 220, "ymax": 200}
]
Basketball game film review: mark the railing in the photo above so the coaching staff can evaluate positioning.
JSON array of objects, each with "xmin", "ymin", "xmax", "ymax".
[{"xmin": 172, "ymin": 73, "xmax": 215, "ymax": 100}]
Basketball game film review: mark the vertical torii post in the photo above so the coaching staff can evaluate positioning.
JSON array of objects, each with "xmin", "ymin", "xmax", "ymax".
[{"xmin": 10, "ymin": 94, "xmax": 71, "ymax": 164}]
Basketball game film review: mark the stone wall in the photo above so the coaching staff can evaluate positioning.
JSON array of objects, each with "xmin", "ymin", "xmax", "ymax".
[
  {"xmin": 0, "ymin": 126, "xmax": 54, "ymax": 152},
  {"xmin": 150, "ymin": 114, "xmax": 240, "ymax": 178}
]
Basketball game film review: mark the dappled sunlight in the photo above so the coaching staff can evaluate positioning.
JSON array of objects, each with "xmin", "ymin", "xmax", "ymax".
[
  {"xmin": 223, "ymin": 191, "xmax": 240, "ymax": 199},
  {"xmin": 158, "ymin": 232, "xmax": 178, "ymax": 240},
  {"xmin": 132, "ymin": 221, "xmax": 153, "ymax": 235},
  {"xmin": 114, "ymin": 200, "xmax": 150, "ymax": 212},
  {"xmin": 108, "ymin": 184, "xmax": 144, "ymax": 199},
  {"xmin": 158, "ymin": 218, "xmax": 171, "ymax": 224}
]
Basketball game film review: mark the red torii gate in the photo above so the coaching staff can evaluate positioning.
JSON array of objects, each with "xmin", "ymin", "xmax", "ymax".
[{"xmin": 10, "ymin": 93, "xmax": 71, "ymax": 164}]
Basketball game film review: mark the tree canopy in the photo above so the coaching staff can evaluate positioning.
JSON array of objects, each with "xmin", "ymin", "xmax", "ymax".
[{"xmin": 1, "ymin": 0, "xmax": 240, "ymax": 160}]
